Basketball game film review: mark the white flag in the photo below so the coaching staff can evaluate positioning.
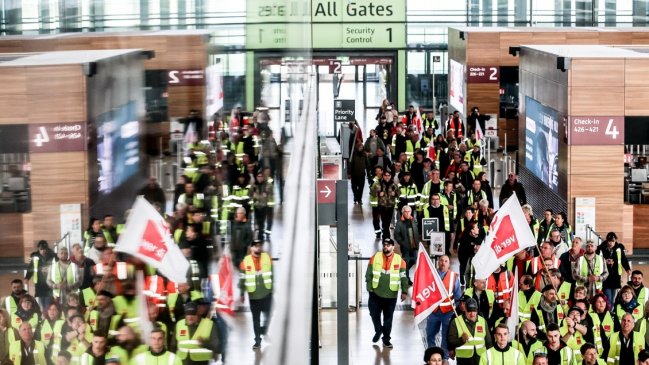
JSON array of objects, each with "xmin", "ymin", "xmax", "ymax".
[
  {"xmin": 475, "ymin": 121, "xmax": 484, "ymax": 141},
  {"xmin": 115, "ymin": 196, "xmax": 189, "ymax": 283},
  {"xmin": 507, "ymin": 266, "xmax": 519, "ymax": 342},
  {"xmin": 471, "ymin": 192, "xmax": 536, "ymax": 280}
]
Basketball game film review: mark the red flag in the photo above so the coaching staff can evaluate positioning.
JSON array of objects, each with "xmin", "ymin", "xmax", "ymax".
[
  {"xmin": 412, "ymin": 243, "xmax": 448, "ymax": 325},
  {"xmin": 414, "ymin": 108, "xmax": 423, "ymax": 134},
  {"xmin": 212, "ymin": 253, "xmax": 235, "ymax": 320}
]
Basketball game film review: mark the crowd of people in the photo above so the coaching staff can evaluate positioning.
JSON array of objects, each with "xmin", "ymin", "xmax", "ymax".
[
  {"xmin": 357, "ymin": 100, "xmax": 649, "ymax": 365},
  {"xmin": 1, "ymin": 108, "xmax": 281, "ymax": 365}
]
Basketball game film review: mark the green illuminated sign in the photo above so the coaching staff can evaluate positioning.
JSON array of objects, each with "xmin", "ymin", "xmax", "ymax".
[{"xmin": 245, "ymin": 0, "xmax": 406, "ymax": 49}]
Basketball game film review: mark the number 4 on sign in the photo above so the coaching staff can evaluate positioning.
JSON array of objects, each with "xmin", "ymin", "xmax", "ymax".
[
  {"xmin": 34, "ymin": 126, "xmax": 50, "ymax": 147},
  {"xmin": 606, "ymin": 119, "xmax": 619, "ymax": 139}
]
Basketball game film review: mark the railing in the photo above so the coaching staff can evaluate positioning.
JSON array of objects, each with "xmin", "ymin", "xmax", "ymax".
[
  {"xmin": 52, "ymin": 232, "xmax": 72, "ymax": 252},
  {"xmin": 584, "ymin": 224, "xmax": 604, "ymax": 245}
]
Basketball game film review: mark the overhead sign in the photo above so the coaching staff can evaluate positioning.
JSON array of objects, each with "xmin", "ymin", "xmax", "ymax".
[
  {"xmin": 349, "ymin": 57, "xmax": 393, "ymax": 65},
  {"xmin": 167, "ymin": 69, "xmax": 205, "ymax": 86},
  {"xmin": 569, "ymin": 116, "xmax": 624, "ymax": 145},
  {"xmin": 467, "ymin": 66, "xmax": 499, "ymax": 83},
  {"xmin": 245, "ymin": 0, "xmax": 406, "ymax": 49},
  {"xmin": 29, "ymin": 122, "xmax": 86, "ymax": 153},
  {"xmin": 421, "ymin": 218, "xmax": 439, "ymax": 241},
  {"xmin": 334, "ymin": 100, "xmax": 355, "ymax": 123}
]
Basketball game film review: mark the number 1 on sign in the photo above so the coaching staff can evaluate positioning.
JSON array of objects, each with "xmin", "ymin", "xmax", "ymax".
[
  {"xmin": 386, "ymin": 28, "xmax": 392, "ymax": 42},
  {"xmin": 605, "ymin": 119, "xmax": 620, "ymax": 139}
]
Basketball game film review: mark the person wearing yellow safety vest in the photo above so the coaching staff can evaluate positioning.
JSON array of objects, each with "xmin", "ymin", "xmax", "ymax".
[
  {"xmin": 108, "ymin": 325, "xmax": 148, "ymax": 365},
  {"xmin": 467, "ymin": 143, "xmax": 485, "ymax": 176},
  {"xmin": 581, "ymin": 343, "xmax": 607, "ymax": 365},
  {"xmin": 635, "ymin": 304, "xmax": 649, "ymax": 351},
  {"xmin": 79, "ymin": 332, "xmax": 109, "ymax": 365},
  {"xmin": 447, "ymin": 298, "xmax": 492, "ymax": 365},
  {"xmin": 177, "ymin": 183, "xmax": 205, "ymax": 210},
  {"xmin": 167, "ymin": 282, "xmax": 203, "ymax": 323},
  {"xmin": 629, "ymin": 271, "xmax": 649, "ymax": 310},
  {"xmin": 560, "ymin": 305, "xmax": 592, "ymax": 363},
  {"xmin": 10, "ymin": 322, "xmax": 47, "ymax": 365},
  {"xmin": 11, "ymin": 294, "xmax": 39, "ymax": 331},
  {"xmin": 591, "ymin": 293, "xmax": 619, "ymax": 358},
  {"xmin": 423, "ymin": 194, "xmax": 451, "ymax": 255},
  {"xmin": 538, "ymin": 323, "xmax": 577, "ymax": 365},
  {"xmin": 519, "ymin": 275, "xmax": 542, "ymax": 324},
  {"xmin": 47, "ymin": 247, "xmax": 81, "ymax": 304},
  {"xmin": 522, "ymin": 204, "xmax": 541, "ymax": 243},
  {"xmin": 86, "ymin": 291, "xmax": 123, "ymax": 340},
  {"xmin": 231, "ymin": 174, "xmax": 253, "ymax": 220},
  {"xmin": 369, "ymin": 166, "xmax": 385, "ymax": 239},
  {"xmin": 531, "ymin": 285, "xmax": 566, "ymax": 339},
  {"xmin": 252, "ymin": 171, "xmax": 275, "ymax": 240},
  {"xmin": 573, "ymin": 240, "xmax": 608, "ymax": 299},
  {"xmin": 466, "ymin": 179, "xmax": 487, "ymax": 209},
  {"xmin": 478, "ymin": 324, "xmax": 525, "ymax": 365},
  {"xmin": 597, "ymin": 232, "xmax": 632, "ymax": 311},
  {"xmin": 173, "ymin": 301, "xmax": 220, "ymax": 364},
  {"xmin": 239, "ymin": 240, "xmax": 273, "ymax": 350},
  {"xmin": 396, "ymin": 172, "xmax": 419, "ymax": 214},
  {"xmin": 3, "ymin": 279, "xmax": 25, "ymax": 317},
  {"xmin": 71, "ymin": 243, "xmax": 97, "ymax": 302},
  {"xmin": 84, "ymin": 219, "xmax": 105, "ymax": 254},
  {"xmin": 25, "ymin": 240, "xmax": 56, "ymax": 310},
  {"xmin": 37, "ymin": 302, "xmax": 65, "ymax": 363},
  {"xmin": 546, "ymin": 212, "xmax": 573, "ymax": 250},
  {"xmin": 465, "ymin": 279, "xmax": 495, "ymax": 322},
  {"xmin": 112, "ymin": 282, "xmax": 140, "ymax": 332},
  {"xmin": 616, "ymin": 286, "xmax": 645, "ymax": 324},
  {"xmin": 607, "ymin": 313, "xmax": 644, "ymax": 365},
  {"xmin": 548, "ymin": 269, "xmax": 574, "ymax": 314},
  {"xmin": 365, "ymin": 239, "xmax": 408, "ymax": 349},
  {"xmin": 513, "ymin": 321, "xmax": 546, "ymax": 365},
  {"xmin": 101, "ymin": 215, "xmax": 119, "ymax": 247},
  {"xmin": 133, "ymin": 328, "xmax": 182, "ymax": 365}
]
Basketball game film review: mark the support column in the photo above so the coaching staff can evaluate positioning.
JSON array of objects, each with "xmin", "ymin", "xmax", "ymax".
[
  {"xmin": 160, "ymin": 0, "xmax": 170, "ymax": 29},
  {"xmin": 482, "ymin": 0, "xmax": 492, "ymax": 25},
  {"xmin": 4, "ymin": 0, "xmax": 23, "ymax": 35},
  {"xmin": 246, "ymin": 52, "xmax": 255, "ymax": 112},
  {"xmin": 195, "ymin": 0, "xmax": 205, "ymax": 28},
  {"xmin": 575, "ymin": 0, "xmax": 592, "ymax": 26},
  {"xmin": 604, "ymin": 0, "xmax": 616, "ymax": 26},
  {"xmin": 336, "ymin": 181, "xmax": 348, "ymax": 365},
  {"xmin": 468, "ymin": 0, "xmax": 480, "ymax": 25},
  {"xmin": 139, "ymin": 0, "xmax": 149, "ymax": 30},
  {"xmin": 633, "ymin": 0, "xmax": 648, "ymax": 27},
  {"xmin": 39, "ymin": 0, "xmax": 50, "ymax": 34},
  {"xmin": 90, "ymin": 0, "xmax": 105, "ymax": 32},
  {"xmin": 59, "ymin": 0, "xmax": 81, "ymax": 32},
  {"xmin": 177, "ymin": 0, "xmax": 187, "ymax": 27},
  {"xmin": 397, "ymin": 50, "xmax": 406, "ymax": 110},
  {"xmin": 497, "ymin": 0, "xmax": 508, "ymax": 26},
  {"xmin": 514, "ymin": 0, "xmax": 528, "ymax": 26}
]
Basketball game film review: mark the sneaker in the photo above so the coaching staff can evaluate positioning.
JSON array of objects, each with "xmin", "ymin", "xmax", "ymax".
[
  {"xmin": 372, "ymin": 332, "xmax": 381, "ymax": 343},
  {"xmin": 252, "ymin": 341, "xmax": 261, "ymax": 350},
  {"xmin": 383, "ymin": 340, "xmax": 393, "ymax": 348}
]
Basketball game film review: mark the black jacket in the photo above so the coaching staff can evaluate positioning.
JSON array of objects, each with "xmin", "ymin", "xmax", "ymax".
[{"xmin": 499, "ymin": 180, "xmax": 527, "ymax": 206}]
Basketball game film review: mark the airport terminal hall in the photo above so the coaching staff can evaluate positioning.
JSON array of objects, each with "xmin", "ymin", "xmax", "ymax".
[{"xmin": 5, "ymin": 0, "xmax": 649, "ymax": 365}]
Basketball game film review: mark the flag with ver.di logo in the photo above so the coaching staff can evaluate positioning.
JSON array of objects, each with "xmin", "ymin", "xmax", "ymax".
[
  {"xmin": 115, "ymin": 196, "xmax": 189, "ymax": 283},
  {"xmin": 412, "ymin": 243, "xmax": 448, "ymax": 326},
  {"xmin": 471, "ymin": 192, "xmax": 536, "ymax": 280}
]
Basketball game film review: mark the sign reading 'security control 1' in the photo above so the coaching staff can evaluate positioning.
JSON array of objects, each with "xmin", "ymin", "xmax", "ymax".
[{"xmin": 245, "ymin": 0, "xmax": 406, "ymax": 49}]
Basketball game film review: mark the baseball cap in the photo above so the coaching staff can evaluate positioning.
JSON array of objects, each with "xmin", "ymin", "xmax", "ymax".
[
  {"xmin": 465, "ymin": 298, "xmax": 479, "ymax": 312},
  {"xmin": 383, "ymin": 238, "xmax": 394, "ymax": 245},
  {"xmin": 184, "ymin": 302, "xmax": 198, "ymax": 315}
]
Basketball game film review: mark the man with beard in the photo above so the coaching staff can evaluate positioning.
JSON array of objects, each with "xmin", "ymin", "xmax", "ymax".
[
  {"xmin": 447, "ymin": 298, "xmax": 492, "ymax": 365},
  {"xmin": 174, "ymin": 302, "xmax": 220, "ymax": 363},
  {"xmin": 108, "ymin": 325, "xmax": 147, "ymax": 363},
  {"xmin": 531, "ymin": 285, "xmax": 566, "ymax": 340},
  {"xmin": 2, "ymin": 279, "xmax": 26, "ymax": 315},
  {"xmin": 513, "ymin": 321, "xmax": 545, "ymax": 365},
  {"xmin": 426, "ymin": 256, "xmax": 461, "ymax": 358},
  {"xmin": 112, "ymin": 282, "xmax": 140, "ymax": 332},
  {"xmin": 365, "ymin": 239, "xmax": 408, "ymax": 349},
  {"xmin": 423, "ymin": 194, "xmax": 452, "ymax": 255},
  {"xmin": 463, "ymin": 279, "xmax": 495, "ymax": 330},
  {"xmin": 540, "ymin": 323, "xmax": 575, "ymax": 365},
  {"xmin": 86, "ymin": 291, "xmax": 122, "ymax": 339},
  {"xmin": 538, "ymin": 209, "xmax": 555, "ymax": 245},
  {"xmin": 574, "ymin": 240, "xmax": 608, "ymax": 299},
  {"xmin": 628, "ymin": 271, "xmax": 649, "ymax": 307},
  {"xmin": 478, "ymin": 324, "xmax": 525, "ymax": 365},
  {"xmin": 25, "ymin": 240, "xmax": 56, "ymax": 309}
]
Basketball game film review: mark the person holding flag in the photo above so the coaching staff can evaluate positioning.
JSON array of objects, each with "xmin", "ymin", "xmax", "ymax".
[
  {"xmin": 426, "ymin": 255, "xmax": 461, "ymax": 358},
  {"xmin": 447, "ymin": 297, "xmax": 492, "ymax": 365},
  {"xmin": 366, "ymin": 238, "xmax": 409, "ymax": 349}
]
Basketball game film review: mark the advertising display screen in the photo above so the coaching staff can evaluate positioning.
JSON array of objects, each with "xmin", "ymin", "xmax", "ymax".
[
  {"xmin": 97, "ymin": 101, "xmax": 140, "ymax": 195},
  {"xmin": 449, "ymin": 59, "xmax": 465, "ymax": 112},
  {"xmin": 525, "ymin": 97, "xmax": 560, "ymax": 193}
]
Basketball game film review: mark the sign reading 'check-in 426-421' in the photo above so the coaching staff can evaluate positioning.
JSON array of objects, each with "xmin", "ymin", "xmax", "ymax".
[{"xmin": 569, "ymin": 116, "xmax": 624, "ymax": 145}]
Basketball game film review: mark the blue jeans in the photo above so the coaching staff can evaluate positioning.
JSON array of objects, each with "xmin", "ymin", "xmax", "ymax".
[
  {"xmin": 426, "ymin": 310, "xmax": 453, "ymax": 359},
  {"xmin": 604, "ymin": 288, "xmax": 618, "ymax": 310}
]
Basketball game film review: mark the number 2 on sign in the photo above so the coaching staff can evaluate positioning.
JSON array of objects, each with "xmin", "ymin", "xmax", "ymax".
[{"xmin": 605, "ymin": 119, "xmax": 619, "ymax": 139}]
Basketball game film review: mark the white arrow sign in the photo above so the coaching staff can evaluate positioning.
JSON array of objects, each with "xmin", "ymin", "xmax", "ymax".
[
  {"xmin": 426, "ymin": 229, "xmax": 435, "ymax": 237},
  {"xmin": 320, "ymin": 185, "xmax": 332, "ymax": 198}
]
